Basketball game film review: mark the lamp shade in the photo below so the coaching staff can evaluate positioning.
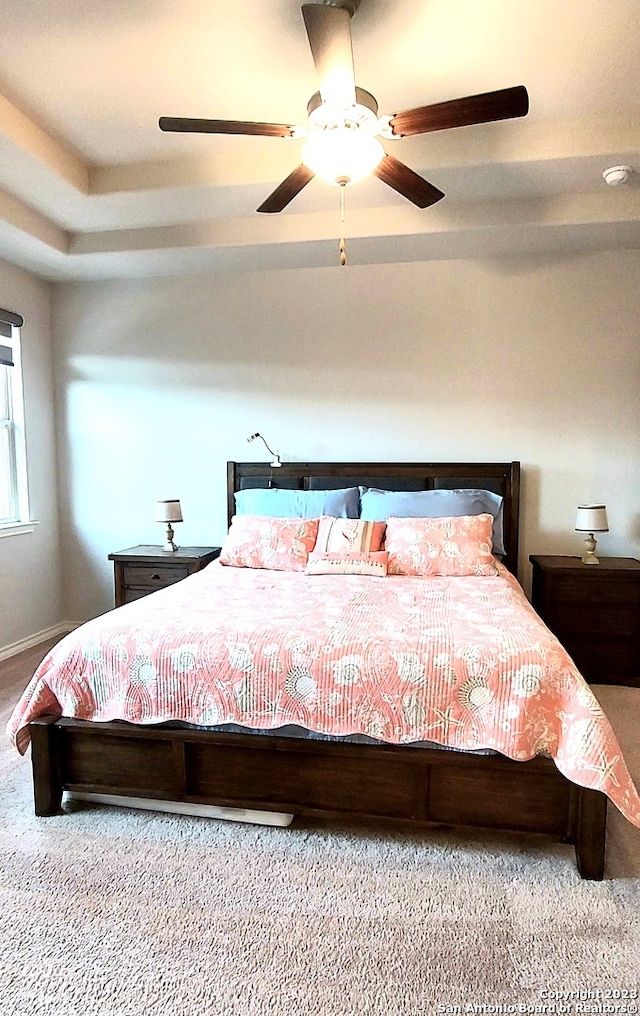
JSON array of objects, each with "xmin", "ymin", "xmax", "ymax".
[
  {"xmin": 575, "ymin": 505, "xmax": 608, "ymax": 533},
  {"xmin": 156, "ymin": 499, "xmax": 183, "ymax": 523}
]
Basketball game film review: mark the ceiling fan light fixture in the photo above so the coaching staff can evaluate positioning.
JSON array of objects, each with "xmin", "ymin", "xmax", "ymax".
[
  {"xmin": 302, "ymin": 130, "xmax": 384, "ymax": 185},
  {"xmin": 160, "ymin": 3, "xmax": 529, "ymax": 216}
]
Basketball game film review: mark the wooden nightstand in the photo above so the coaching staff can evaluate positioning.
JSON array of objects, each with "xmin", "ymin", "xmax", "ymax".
[
  {"xmin": 108, "ymin": 545, "xmax": 221, "ymax": 607},
  {"xmin": 529, "ymin": 555, "xmax": 640, "ymax": 687}
]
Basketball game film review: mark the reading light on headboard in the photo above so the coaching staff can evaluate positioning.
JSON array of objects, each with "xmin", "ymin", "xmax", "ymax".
[{"xmin": 247, "ymin": 432, "xmax": 282, "ymax": 468}]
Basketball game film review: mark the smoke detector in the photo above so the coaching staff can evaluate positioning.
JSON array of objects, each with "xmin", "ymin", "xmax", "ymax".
[{"xmin": 602, "ymin": 165, "xmax": 632, "ymax": 186}]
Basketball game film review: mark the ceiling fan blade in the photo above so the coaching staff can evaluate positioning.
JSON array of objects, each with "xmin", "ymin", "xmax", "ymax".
[
  {"xmin": 301, "ymin": 3, "xmax": 356, "ymax": 108},
  {"xmin": 257, "ymin": 165, "xmax": 315, "ymax": 213},
  {"xmin": 372, "ymin": 154, "xmax": 445, "ymax": 208},
  {"xmin": 159, "ymin": 116, "xmax": 295, "ymax": 138},
  {"xmin": 389, "ymin": 85, "xmax": 529, "ymax": 137}
]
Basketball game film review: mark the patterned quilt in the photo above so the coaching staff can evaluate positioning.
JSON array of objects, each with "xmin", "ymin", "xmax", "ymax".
[{"xmin": 7, "ymin": 560, "xmax": 640, "ymax": 826}]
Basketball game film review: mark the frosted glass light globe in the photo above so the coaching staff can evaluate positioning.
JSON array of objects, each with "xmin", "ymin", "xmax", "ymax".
[{"xmin": 302, "ymin": 130, "xmax": 384, "ymax": 186}]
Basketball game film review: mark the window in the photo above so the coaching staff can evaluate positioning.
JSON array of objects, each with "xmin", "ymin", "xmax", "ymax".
[{"xmin": 0, "ymin": 308, "xmax": 30, "ymax": 530}]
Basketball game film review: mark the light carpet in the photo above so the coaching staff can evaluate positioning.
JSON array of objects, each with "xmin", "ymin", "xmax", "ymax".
[{"xmin": 1, "ymin": 641, "xmax": 639, "ymax": 1016}]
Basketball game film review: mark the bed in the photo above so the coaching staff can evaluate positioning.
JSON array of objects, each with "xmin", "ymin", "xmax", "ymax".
[{"xmin": 9, "ymin": 460, "xmax": 640, "ymax": 880}]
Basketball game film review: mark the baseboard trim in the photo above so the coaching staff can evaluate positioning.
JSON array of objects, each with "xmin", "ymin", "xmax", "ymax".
[{"xmin": 0, "ymin": 622, "xmax": 77, "ymax": 662}]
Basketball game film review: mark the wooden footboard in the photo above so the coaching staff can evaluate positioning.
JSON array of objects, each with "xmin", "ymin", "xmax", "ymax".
[{"xmin": 29, "ymin": 715, "xmax": 607, "ymax": 879}]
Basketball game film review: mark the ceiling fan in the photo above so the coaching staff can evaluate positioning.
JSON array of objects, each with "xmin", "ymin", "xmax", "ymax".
[{"xmin": 159, "ymin": 1, "xmax": 529, "ymax": 215}]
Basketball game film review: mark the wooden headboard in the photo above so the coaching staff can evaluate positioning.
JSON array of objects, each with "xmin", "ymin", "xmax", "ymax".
[{"xmin": 227, "ymin": 461, "xmax": 521, "ymax": 577}]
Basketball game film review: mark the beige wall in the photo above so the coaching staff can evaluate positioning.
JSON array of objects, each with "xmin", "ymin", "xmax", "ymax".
[
  {"xmin": 51, "ymin": 249, "xmax": 640, "ymax": 624},
  {"xmin": 0, "ymin": 257, "xmax": 62, "ymax": 651}
]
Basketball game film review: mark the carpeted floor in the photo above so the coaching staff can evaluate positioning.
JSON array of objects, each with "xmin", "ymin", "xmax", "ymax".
[{"xmin": 1, "ymin": 639, "xmax": 639, "ymax": 1016}]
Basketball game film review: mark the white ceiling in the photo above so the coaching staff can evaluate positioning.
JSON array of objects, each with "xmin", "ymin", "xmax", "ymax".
[{"xmin": 0, "ymin": 0, "xmax": 638, "ymax": 280}]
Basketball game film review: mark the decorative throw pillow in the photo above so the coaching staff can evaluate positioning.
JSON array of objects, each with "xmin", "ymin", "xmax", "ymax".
[
  {"xmin": 219, "ymin": 515, "xmax": 319, "ymax": 571},
  {"xmin": 305, "ymin": 551, "xmax": 389, "ymax": 577},
  {"xmin": 385, "ymin": 514, "xmax": 499, "ymax": 577},
  {"xmin": 314, "ymin": 516, "xmax": 386, "ymax": 554}
]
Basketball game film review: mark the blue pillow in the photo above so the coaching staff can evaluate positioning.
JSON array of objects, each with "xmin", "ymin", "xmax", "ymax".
[
  {"xmin": 234, "ymin": 486, "xmax": 360, "ymax": 520},
  {"xmin": 360, "ymin": 487, "xmax": 505, "ymax": 556}
]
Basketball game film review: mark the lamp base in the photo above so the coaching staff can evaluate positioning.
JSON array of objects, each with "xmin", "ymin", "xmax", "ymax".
[
  {"xmin": 163, "ymin": 523, "xmax": 178, "ymax": 552},
  {"xmin": 581, "ymin": 533, "xmax": 599, "ymax": 565}
]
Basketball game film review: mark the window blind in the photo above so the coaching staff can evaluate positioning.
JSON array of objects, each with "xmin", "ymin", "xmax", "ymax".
[{"xmin": 0, "ymin": 308, "xmax": 24, "ymax": 366}]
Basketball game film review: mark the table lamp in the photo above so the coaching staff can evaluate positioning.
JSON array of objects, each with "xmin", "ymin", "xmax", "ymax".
[
  {"xmin": 575, "ymin": 504, "xmax": 608, "ymax": 565},
  {"xmin": 156, "ymin": 499, "xmax": 183, "ymax": 552}
]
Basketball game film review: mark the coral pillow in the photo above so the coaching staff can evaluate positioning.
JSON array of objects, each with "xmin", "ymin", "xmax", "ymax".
[
  {"xmin": 314, "ymin": 516, "xmax": 386, "ymax": 554},
  {"xmin": 306, "ymin": 550, "xmax": 389, "ymax": 577},
  {"xmin": 385, "ymin": 514, "xmax": 499, "ymax": 577},
  {"xmin": 220, "ymin": 515, "xmax": 319, "ymax": 571}
]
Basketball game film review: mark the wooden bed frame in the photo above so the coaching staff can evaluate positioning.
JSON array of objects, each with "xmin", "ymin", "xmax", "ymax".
[{"xmin": 29, "ymin": 460, "xmax": 607, "ymax": 879}]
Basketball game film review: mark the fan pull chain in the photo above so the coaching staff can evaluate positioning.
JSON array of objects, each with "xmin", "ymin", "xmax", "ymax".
[{"xmin": 339, "ymin": 180, "xmax": 347, "ymax": 266}]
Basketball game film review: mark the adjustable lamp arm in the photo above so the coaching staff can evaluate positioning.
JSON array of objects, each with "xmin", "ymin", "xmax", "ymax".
[{"xmin": 247, "ymin": 432, "xmax": 282, "ymax": 467}]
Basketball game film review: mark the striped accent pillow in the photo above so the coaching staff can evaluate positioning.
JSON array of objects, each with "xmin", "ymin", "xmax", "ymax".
[{"xmin": 314, "ymin": 516, "xmax": 386, "ymax": 554}]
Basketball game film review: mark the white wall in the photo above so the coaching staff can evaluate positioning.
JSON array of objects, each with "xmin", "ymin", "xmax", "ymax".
[
  {"xmin": 53, "ymin": 250, "xmax": 640, "ymax": 623},
  {"xmin": 0, "ymin": 257, "xmax": 62, "ymax": 651}
]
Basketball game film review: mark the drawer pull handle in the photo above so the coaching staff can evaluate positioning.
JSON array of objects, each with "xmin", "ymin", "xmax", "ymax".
[{"xmin": 151, "ymin": 573, "xmax": 161, "ymax": 581}]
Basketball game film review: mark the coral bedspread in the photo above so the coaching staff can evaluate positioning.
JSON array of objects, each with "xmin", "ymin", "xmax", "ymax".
[{"xmin": 7, "ymin": 561, "xmax": 640, "ymax": 826}]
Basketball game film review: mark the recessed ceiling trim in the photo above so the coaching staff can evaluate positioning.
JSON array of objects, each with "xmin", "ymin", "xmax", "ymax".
[{"xmin": 0, "ymin": 93, "xmax": 89, "ymax": 194}]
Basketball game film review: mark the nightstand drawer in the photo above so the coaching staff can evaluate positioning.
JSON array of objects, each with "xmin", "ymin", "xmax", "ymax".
[
  {"xmin": 551, "ymin": 605, "xmax": 637, "ymax": 638},
  {"xmin": 124, "ymin": 564, "xmax": 190, "ymax": 588},
  {"xmin": 553, "ymin": 574, "xmax": 640, "ymax": 608},
  {"xmin": 558, "ymin": 635, "xmax": 639, "ymax": 684},
  {"xmin": 122, "ymin": 588, "xmax": 153, "ymax": 604}
]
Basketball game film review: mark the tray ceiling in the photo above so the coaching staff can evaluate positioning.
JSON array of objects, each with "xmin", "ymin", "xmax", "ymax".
[{"xmin": 0, "ymin": 0, "xmax": 638, "ymax": 280}]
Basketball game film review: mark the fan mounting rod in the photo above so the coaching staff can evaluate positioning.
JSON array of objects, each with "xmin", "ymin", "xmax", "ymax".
[{"xmin": 321, "ymin": 0, "xmax": 361, "ymax": 16}]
